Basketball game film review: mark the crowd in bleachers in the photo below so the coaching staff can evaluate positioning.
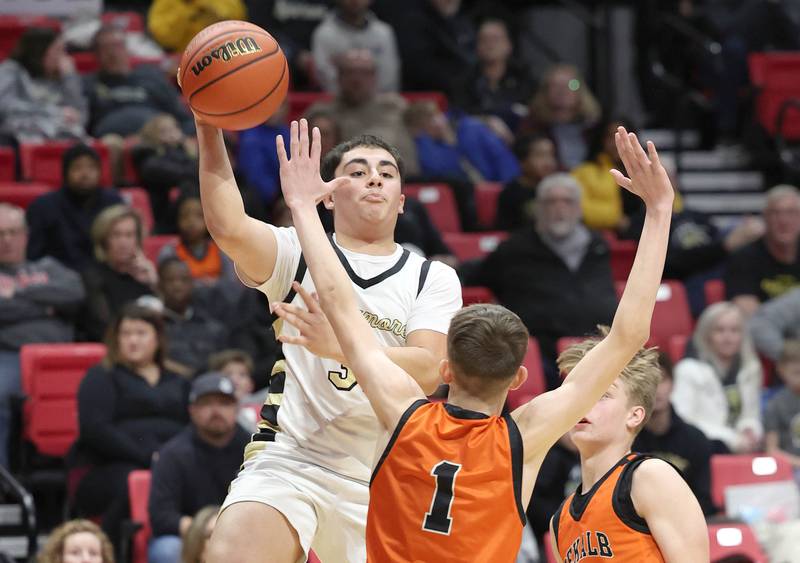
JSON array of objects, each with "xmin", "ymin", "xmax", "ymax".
[{"xmin": 3, "ymin": 0, "xmax": 800, "ymax": 562}]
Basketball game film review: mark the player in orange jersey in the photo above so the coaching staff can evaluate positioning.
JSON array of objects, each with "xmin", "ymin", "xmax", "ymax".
[
  {"xmin": 273, "ymin": 118, "xmax": 674, "ymax": 562},
  {"xmin": 549, "ymin": 332, "xmax": 709, "ymax": 562}
]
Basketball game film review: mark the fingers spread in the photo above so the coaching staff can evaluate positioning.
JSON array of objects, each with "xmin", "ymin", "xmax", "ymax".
[
  {"xmin": 299, "ymin": 118, "xmax": 310, "ymax": 159},
  {"xmin": 610, "ymin": 169, "xmax": 633, "ymax": 191},
  {"xmin": 311, "ymin": 126, "xmax": 322, "ymax": 169},
  {"xmin": 276, "ymin": 134, "xmax": 288, "ymax": 165},
  {"xmin": 646, "ymin": 140, "xmax": 661, "ymax": 168},
  {"xmin": 277, "ymin": 334, "xmax": 310, "ymax": 347},
  {"xmin": 290, "ymin": 120, "xmax": 299, "ymax": 158}
]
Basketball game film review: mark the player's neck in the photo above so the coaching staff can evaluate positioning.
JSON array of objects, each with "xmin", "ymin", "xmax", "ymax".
[
  {"xmin": 446, "ymin": 387, "xmax": 505, "ymax": 417},
  {"xmin": 333, "ymin": 228, "xmax": 397, "ymax": 256},
  {"xmin": 578, "ymin": 442, "xmax": 631, "ymax": 492}
]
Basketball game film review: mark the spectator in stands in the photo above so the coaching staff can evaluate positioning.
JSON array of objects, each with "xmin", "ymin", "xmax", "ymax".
[
  {"xmin": 572, "ymin": 117, "xmax": 644, "ymax": 234},
  {"xmin": 471, "ymin": 173, "xmax": 617, "ymax": 388},
  {"xmin": 764, "ymin": 340, "xmax": 800, "ymax": 472},
  {"xmin": 80, "ymin": 205, "xmax": 156, "ymax": 342},
  {"xmin": 181, "ymin": 506, "xmax": 218, "ymax": 563},
  {"xmin": 37, "ymin": 519, "xmax": 114, "ymax": 563},
  {"xmin": 147, "ymin": 0, "xmax": 247, "ymax": 53},
  {"xmin": 153, "ymin": 258, "xmax": 227, "ymax": 378},
  {"xmin": 311, "ymin": 0, "xmax": 400, "ymax": 93},
  {"xmin": 0, "ymin": 204, "xmax": 85, "ymax": 469},
  {"xmin": 518, "ymin": 64, "xmax": 601, "ymax": 169},
  {"xmin": 306, "ymin": 108, "xmax": 341, "ymax": 159},
  {"xmin": 395, "ymin": 198, "xmax": 458, "ymax": 268},
  {"xmin": 0, "ymin": 27, "xmax": 87, "ymax": 144},
  {"xmin": 71, "ymin": 304, "xmax": 189, "ymax": 549},
  {"xmin": 148, "ymin": 373, "xmax": 249, "ymax": 563},
  {"xmin": 455, "ymin": 17, "xmax": 535, "ymax": 133},
  {"xmin": 496, "ymin": 134, "xmax": 558, "ymax": 231},
  {"xmin": 672, "ymin": 302, "xmax": 763, "ymax": 454},
  {"xmin": 306, "ymin": 49, "xmax": 420, "ymax": 176},
  {"xmin": 526, "ymin": 434, "xmax": 579, "ymax": 548},
  {"xmin": 404, "ymin": 100, "xmax": 519, "ymax": 184},
  {"xmin": 85, "ymin": 26, "xmax": 192, "ymax": 139},
  {"xmin": 133, "ymin": 114, "xmax": 199, "ymax": 233},
  {"xmin": 725, "ymin": 185, "xmax": 800, "ymax": 316},
  {"xmin": 633, "ymin": 352, "xmax": 715, "ymax": 515},
  {"xmin": 237, "ymin": 101, "xmax": 290, "ymax": 208},
  {"xmin": 26, "ymin": 144, "xmax": 122, "ymax": 270},
  {"xmin": 394, "ymin": 0, "xmax": 475, "ymax": 97},
  {"xmin": 750, "ymin": 287, "xmax": 800, "ymax": 362},
  {"xmin": 209, "ymin": 349, "xmax": 261, "ymax": 404}
]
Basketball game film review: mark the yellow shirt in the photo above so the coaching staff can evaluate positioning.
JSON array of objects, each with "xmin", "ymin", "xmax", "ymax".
[
  {"xmin": 571, "ymin": 153, "xmax": 622, "ymax": 230},
  {"xmin": 148, "ymin": 0, "xmax": 247, "ymax": 53}
]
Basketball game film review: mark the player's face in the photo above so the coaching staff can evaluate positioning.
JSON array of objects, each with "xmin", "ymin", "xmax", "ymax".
[
  {"xmin": 330, "ymin": 146, "xmax": 405, "ymax": 228},
  {"xmin": 117, "ymin": 318, "xmax": 159, "ymax": 367},
  {"xmin": 707, "ymin": 309, "xmax": 743, "ymax": 363},
  {"xmin": 569, "ymin": 380, "xmax": 641, "ymax": 450},
  {"xmin": 62, "ymin": 531, "xmax": 103, "ymax": 563}
]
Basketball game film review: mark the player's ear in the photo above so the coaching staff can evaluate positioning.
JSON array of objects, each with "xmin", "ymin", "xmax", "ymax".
[
  {"xmin": 509, "ymin": 365, "xmax": 528, "ymax": 391},
  {"xmin": 626, "ymin": 405, "xmax": 646, "ymax": 431},
  {"xmin": 439, "ymin": 359, "xmax": 453, "ymax": 384},
  {"xmin": 397, "ymin": 193, "xmax": 405, "ymax": 215},
  {"xmin": 323, "ymin": 193, "xmax": 335, "ymax": 210}
]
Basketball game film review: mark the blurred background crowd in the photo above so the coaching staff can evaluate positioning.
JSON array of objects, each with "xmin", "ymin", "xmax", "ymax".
[{"xmin": 2, "ymin": 0, "xmax": 800, "ymax": 562}]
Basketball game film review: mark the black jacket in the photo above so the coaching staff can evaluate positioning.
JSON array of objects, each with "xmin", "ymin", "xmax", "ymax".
[{"xmin": 149, "ymin": 425, "xmax": 250, "ymax": 536}]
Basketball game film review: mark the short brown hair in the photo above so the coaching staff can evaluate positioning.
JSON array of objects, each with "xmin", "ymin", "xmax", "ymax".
[
  {"xmin": 320, "ymin": 134, "xmax": 404, "ymax": 182},
  {"xmin": 208, "ymin": 349, "xmax": 254, "ymax": 374},
  {"xmin": 447, "ymin": 304, "xmax": 529, "ymax": 395},
  {"xmin": 91, "ymin": 204, "xmax": 144, "ymax": 263},
  {"xmin": 557, "ymin": 326, "xmax": 660, "ymax": 432},
  {"xmin": 103, "ymin": 304, "xmax": 167, "ymax": 369},
  {"xmin": 182, "ymin": 505, "xmax": 219, "ymax": 563},
  {"xmin": 37, "ymin": 519, "xmax": 114, "ymax": 563},
  {"xmin": 780, "ymin": 339, "xmax": 800, "ymax": 364}
]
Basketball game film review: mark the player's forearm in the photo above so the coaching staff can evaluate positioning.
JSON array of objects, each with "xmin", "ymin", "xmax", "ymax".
[
  {"xmin": 196, "ymin": 122, "xmax": 248, "ymax": 242},
  {"xmin": 384, "ymin": 346, "xmax": 440, "ymax": 395},
  {"xmin": 610, "ymin": 207, "xmax": 672, "ymax": 345}
]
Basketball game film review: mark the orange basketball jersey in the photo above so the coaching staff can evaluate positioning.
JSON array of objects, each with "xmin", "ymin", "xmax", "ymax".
[
  {"xmin": 367, "ymin": 399, "xmax": 525, "ymax": 562},
  {"xmin": 554, "ymin": 453, "xmax": 665, "ymax": 563}
]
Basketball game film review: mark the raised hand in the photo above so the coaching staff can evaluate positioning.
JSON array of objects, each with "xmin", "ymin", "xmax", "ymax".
[
  {"xmin": 609, "ymin": 126, "xmax": 674, "ymax": 212},
  {"xmin": 276, "ymin": 119, "xmax": 350, "ymax": 211}
]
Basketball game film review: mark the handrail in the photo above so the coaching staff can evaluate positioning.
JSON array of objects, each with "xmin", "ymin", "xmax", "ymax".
[
  {"xmin": 774, "ymin": 97, "xmax": 800, "ymax": 170},
  {"xmin": 0, "ymin": 465, "xmax": 37, "ymax": 562}
]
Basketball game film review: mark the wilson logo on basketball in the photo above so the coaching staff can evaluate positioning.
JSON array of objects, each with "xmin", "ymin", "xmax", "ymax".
[{"xmin": 190, "ymin": 36, "xmax": 263, "ymax": 76}]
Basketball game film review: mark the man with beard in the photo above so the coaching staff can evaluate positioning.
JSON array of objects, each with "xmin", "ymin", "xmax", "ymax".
[{"xmin": 147, "ymin": 372, "xmax": 249, "ymax": 563}]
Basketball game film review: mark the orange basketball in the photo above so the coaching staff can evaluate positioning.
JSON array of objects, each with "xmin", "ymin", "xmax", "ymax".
[{"xmin": 178, "ymin": 20, "xmax": 289, "ymax": 130}]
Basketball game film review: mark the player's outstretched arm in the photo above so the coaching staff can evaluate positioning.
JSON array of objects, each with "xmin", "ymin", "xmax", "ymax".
[
  {"xmin": 277, "ymin": 119, "xmax": 425, "ymax": 430},
  {"xmin": 631, "ymin": 459, "xmax": 709, "ymax": 562},
  {"xmin": 195, "ymin": 120, "xmax": 279, "ymax": 285},
  {"xmin": 513, "ymin": 127, "xmax": 674, "ymax": 459}
]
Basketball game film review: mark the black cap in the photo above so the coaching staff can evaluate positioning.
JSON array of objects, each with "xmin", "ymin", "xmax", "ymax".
[{"xmin": 189, "ymin": 372, "xmax": 237, "ymax": 403}]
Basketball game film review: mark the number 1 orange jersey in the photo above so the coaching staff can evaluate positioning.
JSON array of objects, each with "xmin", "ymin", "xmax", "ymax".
[{"xmin": 367, "ymin": 399, "xmax": 526, "ymax": 562}]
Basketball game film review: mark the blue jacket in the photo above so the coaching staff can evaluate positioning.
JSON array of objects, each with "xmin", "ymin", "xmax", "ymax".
[{"xmin": 237, "ymin": 124, "xmax": 290, "ymax": 206}]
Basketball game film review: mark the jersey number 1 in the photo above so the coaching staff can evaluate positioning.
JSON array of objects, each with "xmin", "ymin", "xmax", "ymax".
[{"xmin": 423, "ymin": 461, "xmax": 462, "ymax": 535}]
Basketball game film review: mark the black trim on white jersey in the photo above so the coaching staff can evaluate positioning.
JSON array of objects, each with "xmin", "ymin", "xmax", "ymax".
[
  {"xmin": 417, "ymin": 259, "xmax": 432, "ymax": 297},
  {"xmin": 328, "ymin": 234, "xmax": 412, "ymax": 289},
  {"xmin": 270, "ymin": 254, "xmax": 308, "ymax": 323}
]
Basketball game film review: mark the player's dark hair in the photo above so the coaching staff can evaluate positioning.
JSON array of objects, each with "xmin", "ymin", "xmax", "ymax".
[
  {"xmin": 512, "ymin": 133, "xmax": 552, "ymax": 162},
  {"xmin": 320, "ymin": 134, "xmax": 404, "ymax": 182},
  {"xmin": 447, "ymin": 304, "xmax": 529, "ymax": 394}
]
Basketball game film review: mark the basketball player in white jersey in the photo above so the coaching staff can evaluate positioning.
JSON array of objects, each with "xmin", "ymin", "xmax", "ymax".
[{"xmin": 194, "ymin": 117, "xmax": 462, "ymax": 563}]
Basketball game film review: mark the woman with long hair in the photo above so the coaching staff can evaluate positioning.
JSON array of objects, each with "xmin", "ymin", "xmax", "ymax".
[
  {"xmin": 71, "ymin": 304, "xmax": 189, "ymax": 550},
  {"xmin": 672, "ymin": 302, "xmax": 763, "ymax": 453}
]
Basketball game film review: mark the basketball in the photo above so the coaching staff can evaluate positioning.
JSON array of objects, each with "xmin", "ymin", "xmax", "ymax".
[{"xmin": 178, "ymin": 20, "xmax": 289, "ymax": 130}]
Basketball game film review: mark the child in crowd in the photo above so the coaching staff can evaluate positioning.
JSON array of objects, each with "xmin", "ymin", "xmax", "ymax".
[
  {"xmin": 765, "ymin": 340, "xmax": 800, "ymax": 482},
  {"xmin": 38, "ymin": 519, "xmax": 114, "ymax": 563},
  {"xmin": 209, "ymin": 349, "xmax": 263, "ymax": 431}
]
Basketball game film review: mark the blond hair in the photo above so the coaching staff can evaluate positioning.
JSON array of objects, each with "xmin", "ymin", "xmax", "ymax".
[
  {"xmin": 181, "ymin": 506, "xmax": 219, "ymax": 563},
  {"xmin": 557, "ymin": 326, "xmax": 660, "ymax": 432},
  {"xmin": 91, "ymin": 204, "xmax": 144, "ymax": 262},
  {"xmin": 692, "ymin": 302, "xmax": 760, "ymax": 375},
  {"xmin": 528, "ymin": 63, "xmax": 601, "ymax": 125},
  {"xmin": 37, "ymin": 519, "xmax": 114, "ymax": 563},
  {"xmin": 208, "ymin": 349, "xmax": 254, "ymax": 374}
]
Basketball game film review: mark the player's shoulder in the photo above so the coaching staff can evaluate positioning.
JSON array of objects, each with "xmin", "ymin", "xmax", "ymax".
[
  {"xmin": 630, "ymin": 457, "xmax": 683, "ymax": 491},
  {"xmin": 419, "ymin": 256, "xmax": 460, "ymax": 287}
]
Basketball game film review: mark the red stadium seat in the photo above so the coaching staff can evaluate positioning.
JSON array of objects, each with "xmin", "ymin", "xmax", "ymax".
[
  {"xmin": 461, "ymin": 286, "xmax": 495, "ymax": 306},
  {"xmin": 608, "ymin": 238, "xmax": 637, "ymax": 282},
  {"xmin": 556, "ymin": 336, "xmax": 585, "ymax": 357},
  {"xmin": 19, "ymin": 141, "xmax": 113, "ymax": 187},
  {"xmin": 0, "ymin": 15, "xmax": 61, "ymax": 61},
  {"xmin": 475, "ymin": 182, "xmax": 502, "ymax": 229},
  {"xmin": 120, "ymin": 187, "xmax": 154, "ymax": 235},
  {"xmin": 404, "ymin": 183, "xmax": 460, "ymax": 233},
  {"xmin": 707, "ymin": 523, "xmax": 769, "ymax": 563},
  {"xmin": 20, "ymin": 343, "xmax": 106, "ymax": 458},
  {"xmin": 749, "ymin": 52, "xmax": 800, "ymax": 139},
  {"xmin": 704, "ymin": 278, "xmax": 726, "ymax": 306},
  {"xmin": 615, "ymin": 280, "xmax": 693, "ymax": 351},
  {"xmin": 128, "ymin": 470, "xmax": 152, "ymax": 563},
  {"xmin": 0, "ymin": 146, "xmax": 15, "ymax": 181},
  {"xmin": 142, "ymin": 235, "xmax": 178, "ymax": 264},
  {"xmin": 72, "ymin": 52, "xmax": 99, "ymax": 74},
  {"xmin": 0, "ymin": 182, "xmax": 54, "ymax": 209},
  {"xmin": 507, "ymin": 337, "xmax": 546, "ymax": 409},
  {"xmin": 710, "ymin": 454, "xmax": 794, "ymax": 510},
  {"xmin": 442, "ymin": 232, "xmax": 508, "ymax": 262},
  {"xmin": 667, "ymin": 333, "xmax": 689, "ymax": 364}
]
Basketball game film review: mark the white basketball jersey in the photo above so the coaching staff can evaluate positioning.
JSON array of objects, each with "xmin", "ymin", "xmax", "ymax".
[{"xmin": 248, "ymin": 226, "xmax": 461, "ymax": 483}]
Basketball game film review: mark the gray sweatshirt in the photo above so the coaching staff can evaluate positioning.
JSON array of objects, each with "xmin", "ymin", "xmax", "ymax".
[
  {"xmin": 0, "ymin": 257, "xmax": 86, "ymax": 350},
  {"xmin": 749, "ymin": 287, "xmax": 800, "ymax": 361}
]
